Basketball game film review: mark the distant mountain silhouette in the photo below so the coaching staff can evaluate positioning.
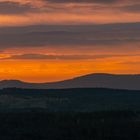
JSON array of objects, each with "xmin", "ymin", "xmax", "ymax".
[{"xmin": 0, "ymin": 73, "xmax": 140, "ymax": 90}]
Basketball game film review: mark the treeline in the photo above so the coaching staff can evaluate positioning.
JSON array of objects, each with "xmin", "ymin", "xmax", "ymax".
[
  {"xmin": 0, "ymin": 111, "xmax": 140, "ymax": 140},
  {"xmin": 1, "ymin": 87, "xmax": 140, "ymax": 94}
]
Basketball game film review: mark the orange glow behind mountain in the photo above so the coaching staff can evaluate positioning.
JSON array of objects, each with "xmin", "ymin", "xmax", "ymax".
[{"xmin": 0, "ymin": 53, "xmax": 139, "ymax": 82}]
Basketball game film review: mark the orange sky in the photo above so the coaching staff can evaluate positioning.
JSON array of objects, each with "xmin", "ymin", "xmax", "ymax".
[
  {"xmin": 0, "ymin": 57, "xmax": 139, "ymax": 82},
  {"xmin": 0, "ymin": 0, "xmax": 139, "ymax": 82},
  {"xmin": 0, "ymin": 46, "xmax": 139, "ymax": 82}
]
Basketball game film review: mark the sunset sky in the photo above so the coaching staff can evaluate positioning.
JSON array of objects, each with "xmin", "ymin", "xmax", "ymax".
[{"xmin": 0, "ymin": 0, "xmax": 140, "ymax": 82}]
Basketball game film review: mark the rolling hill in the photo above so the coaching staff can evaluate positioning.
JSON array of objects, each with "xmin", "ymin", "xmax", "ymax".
[{"xmin": 0, "ymin": 73, "xmax": 140, "ymax": 90}]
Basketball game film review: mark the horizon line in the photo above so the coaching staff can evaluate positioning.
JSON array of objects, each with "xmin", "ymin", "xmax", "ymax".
[{"xmin": 0, "ymin": 73, "xmax": 140, "ymax": 84}]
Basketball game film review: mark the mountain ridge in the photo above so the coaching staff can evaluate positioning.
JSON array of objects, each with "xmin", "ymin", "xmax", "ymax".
[{"xmin": 0, "ymin": 73, "xmax": 140, "ymax": 90}]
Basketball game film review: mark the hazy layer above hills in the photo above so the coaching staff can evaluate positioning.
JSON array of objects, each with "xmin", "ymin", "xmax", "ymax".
[{"xmin": 0, "ymin": 73, "xmax": 140, "ymax": 90}]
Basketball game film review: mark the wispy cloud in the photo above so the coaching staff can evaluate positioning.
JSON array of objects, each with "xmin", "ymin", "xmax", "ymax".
[
  {"xmin": 1, "ymin": 53, "xmax": 140, "ymax": 60},
  {"xmin": 0, "ymin": 1, "xmax": 37, "ymax": 15},
  {"xmin": 0, "ymin": 23, "xmax": 139, "ymax": 50},
  {"xmin": 0, "ymin": 0, "xmax": 139, "ymax": 25},
  {"xmin": 1, "ymin": 54, "xmax": 111, "ymax": 60}
]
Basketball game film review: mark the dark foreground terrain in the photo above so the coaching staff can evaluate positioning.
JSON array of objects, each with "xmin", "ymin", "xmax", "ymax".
[
  {"xmin": 0, "ymin": 88, "xmax": 140, "ymax": 111},
  {"xmin": 0, "ymin": 111, "xmax": 140, "ymax": 140},
  {"xmin": 0, "ymin": 88, "xmax": 140, "ymax": 139}
]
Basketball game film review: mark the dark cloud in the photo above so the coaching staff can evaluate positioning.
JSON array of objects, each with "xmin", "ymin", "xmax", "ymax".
[
  {"xmin": 42, "ymin": 0, "xmax": 140, "ymax": 15},
  {"xmin": 3, "ymin": 54, "xmax": 105, "ymax": 60},
  {"xmin": 3, "ymin": 53, "xmax": 135, "ymax": 60},
  {"xmin": 0, "ymin": 0, "xmax": 139, "ymax": 17},
  {"xmin": 0, "ymin": 23, "xmax": 139, "ymax": 50},
  {"xmin": 121, "ymin": 4, "xmax": 140, "ymax": 13},
  {"xmin": 0, "ymin": 1, "xmax": 36, "ymax": 15},
  {"xmin": 3, "ymin": 54, "xmax": 140, "ymax": 60}
]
